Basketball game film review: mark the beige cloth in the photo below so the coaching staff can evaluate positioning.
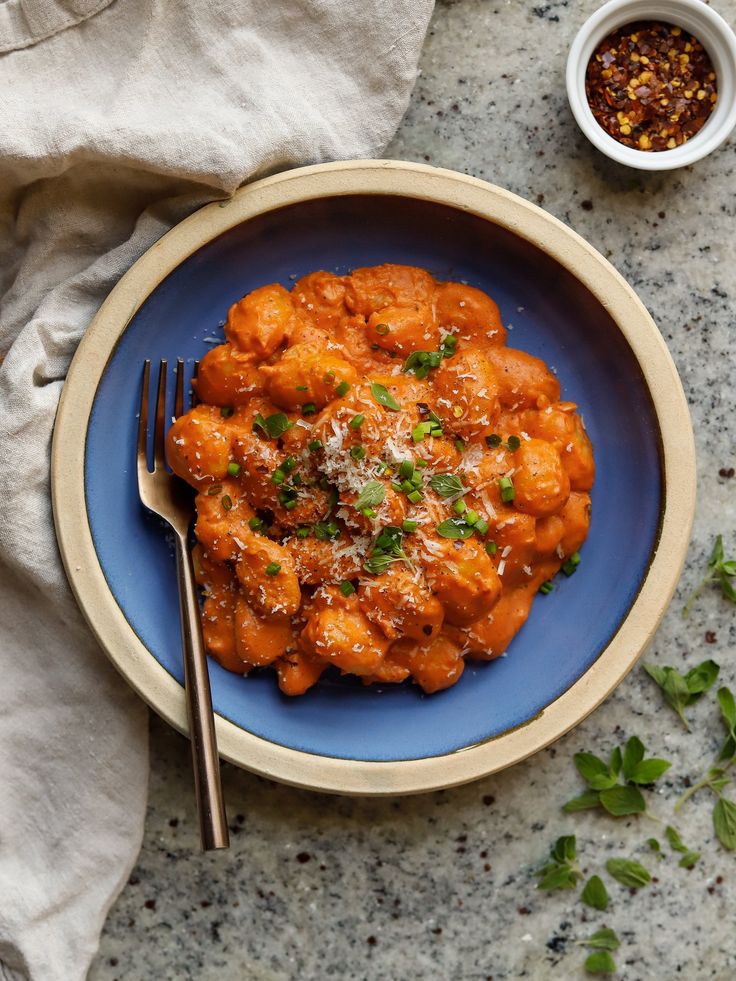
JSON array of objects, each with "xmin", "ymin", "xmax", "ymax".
[{"xmin": 0, "ymin": 1, "xmax": 433, "ymax": 977}]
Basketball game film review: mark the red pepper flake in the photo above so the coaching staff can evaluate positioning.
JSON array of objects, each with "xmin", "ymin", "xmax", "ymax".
[{"xmin": 586, "ymin": 21, "xmax": 718, "ymax": 151}]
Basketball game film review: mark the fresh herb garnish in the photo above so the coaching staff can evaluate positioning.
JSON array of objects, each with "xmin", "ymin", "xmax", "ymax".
[
  {"xmin": 583, "ymin": 951, "xmax": 617, "ymax": 975},
  {"xmin": 605, "ymin": 857, "xmax": 651, "ymax": 889},
  {"xmin": 485, "ymin": 434, "xmax": 502, "ymax": 448},
  {"xmin": 354, "ymin": 480, "xmax": 385, "ymax": 512},
  {"xmin": 220, "ymin": 406, "xmax": 234, "ymax": 417},
  {"xmin": 339, "ymin": 580, "xmax": 356, "ymax": 597},
  {"xmin": 562, "ymin": 551, "xmax": 581, "ymax": 576},
  {"xmin": 683, "ymin": 535, "xmax": 736, "ymax": 616},
  {"xmin": 363, "ymin": 524, "xmax": 412, "ymax": 576},
  {"xmin": 563, "ymin": 736, "xmax": 670, "ymax": 816},
  {"xmin": 335, "ymin": 381, "xmax": 351, "ymax": 397},
  {"xmin": 581, "ymin": 875, "xmax": 609, "ymax": 911},
  {"xmin": 221, "ymin": 495, "xmax": 233, "ymax": 511},
  {"xmin": 308, "ymin": 439, "xmax": 323, "ymax": 453},
  {"xmin": 499, "ymin": 475, "xmax": 515, "ymax": 503},
  {"xmin": 265, "ymin": 562, "xmax": 281, "ymax": 576},
  {"xmin": 370, "ymin": 383, "xmax": 400, "ymax": 411},
  {"xmin": 429, "ymin": 473, "xmax": 464, "ymax": 499},
  {"xmin": 576, "ymin": 928, "xmax": 620, "ymax": 952},
  {"xmin": 314, "ymin": 520, "xmax": 340, "ymax": 541},
  {"xmin": 436, "ymin": 518, "xmax": 474, "ymax": 540},
  {"xmin": 664, "ymin": 825, "xmax": 700, "ymax": 867},
  {"xmin": 253, "ymin": 411, "xmax": 293, "ymax": 439},
  {"xmin": 643, "ymin": 659, "xmax": 720, "ymax": 729},
  {"xmin": 536, "ymin": 835, "xmax": 582, "ymax": 891},
  {"xmin": 206, "ymin": 484, "xmax": 223, "ymax": 496}
]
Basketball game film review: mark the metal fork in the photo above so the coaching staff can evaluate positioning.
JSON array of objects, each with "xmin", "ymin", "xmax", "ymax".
[{"xmin": 137, "ymin": 359, "xmax": 229, "ymax": 851}]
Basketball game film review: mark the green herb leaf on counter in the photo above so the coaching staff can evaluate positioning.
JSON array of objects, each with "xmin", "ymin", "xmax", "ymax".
[
  {"xmin": 683, "ymin": 535, "xmax": 736, "ymax": 616},
  {"xmin": 713, "ymin": 798, "xmax": 736, "ymax": 850},
  {"xmin": 536, "ymin": 835, "xmax": 582, "ymax": 891},
  {"xmin": 647, "ymin": 837, "xmax": 663, "ymax": 858},
  {"xmin": 577, "ymin": 928, "xmax": 620, "ymax": 951},
  {"xmin": 584, "ymin": 951, "xmax": 617, "ymax": 975},
  {"xmin": 563, "ymin": 736, "xmax": 669, "ymax": 816},
  {"xmin": 665, "ymin": 825, "xmax": 700, "ymax": 868},
  {"xmin": 605, "ymin": 857, "xmax": 651, "ymax": 889},
  {"xmin": 581, "ymin": 875, "xmax": 609, "ymax": 911},
  {"xmin": 643, "ymin": 659, "xmax": 720, "ymax": 729},
  {"xmin": 716, "ymin": 686, "xmax": 736, "ymax": 762}
]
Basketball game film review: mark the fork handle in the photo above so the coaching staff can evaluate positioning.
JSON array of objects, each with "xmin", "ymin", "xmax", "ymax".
[{"xmin": 174, "ymin": 533, "xmax": 229, "ymax": 851}]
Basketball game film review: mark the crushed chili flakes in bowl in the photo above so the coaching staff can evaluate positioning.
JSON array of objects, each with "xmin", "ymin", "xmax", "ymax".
[{"xmin": 586, "ymin": 21, "xmax": 718, "ymax": 152}]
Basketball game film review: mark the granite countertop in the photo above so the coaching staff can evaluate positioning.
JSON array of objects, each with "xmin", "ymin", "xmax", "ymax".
[{"xmin": 91, "ymin": 1, "xmax": 736, "ymax": 978}]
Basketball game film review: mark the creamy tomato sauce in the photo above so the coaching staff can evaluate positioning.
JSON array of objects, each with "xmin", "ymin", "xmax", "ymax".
[{"xmin": 167, "ymin": 264, "xmax": 594, "ymax": 696}]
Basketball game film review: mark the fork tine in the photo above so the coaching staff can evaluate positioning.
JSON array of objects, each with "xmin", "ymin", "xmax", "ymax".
[
  {"xmin": 175, "ymin": 358, "xmax": 184, "ymax": 418},
  {"xmin": 154, "ymin": 359, "xmax": 168, "ymax": 471},
  {"xmin": 137, "ymin": 360, "xmax": 151, "ymax": 477}
]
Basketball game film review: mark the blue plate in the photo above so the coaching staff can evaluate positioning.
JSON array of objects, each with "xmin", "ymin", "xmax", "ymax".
[{"xmin": 85, "ymin": 193, "xmax": 662, "ymax": 763}]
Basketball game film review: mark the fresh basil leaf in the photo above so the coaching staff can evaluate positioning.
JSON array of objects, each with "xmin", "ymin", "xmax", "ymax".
[
  {"xmin": 436, "ymin": 518, "xmax": 473, "ymax": 540},
  {"xmin": 629, "ymin": 758, "xmax": 672, "ymax": 785},
  {"xmin": 428, "ymin": 473, "xmax": 464, "ymax": 498},
  {"xmin": 354, "ymin": 480, "xmax": 385, "ymax": 511},
  {"xmin": 684, "ymin": 659, "xmax": 720, "ymax": 696},
  {"xmin": 581, "ymin": 928, "xmax": 620, "ymax": 951},
  {"xmin": 562, "ymin": 790, "xmax": 601, "ymax": 813},
  {"xmin": 665, "ymin": 825, "xmax": 687, "ymax": 853},
  {"xmin": 584, "ymin": 951, "xmax": 616, "ymax": 975},
  {"xmin": 713, "ymin": 797, "xmax": 736, "ymax": 850},
  {"xmin": 599, "ymin": 785, "xmax": 646, "ymax": 816},
  {"xmin": 574, "ymin": 752, "xmax": 617, "ymax": 790},
  {"xmin": 370, "ymin": 382, "xmax": 400, "ymax": 411},
  {"xmin": 605, "ymin": 857, "xmax": 651, "ymax": 888},
  {"xmin": 678, "ymin": 850, "xmax": 700, "ymax": 869},
  {"xmin": 621, "ymin": 736, "xmax": 645, "ymax": 779},
  {"xmin": 581, "ymin": 875, "xmax": 609, "ymax": 911}
]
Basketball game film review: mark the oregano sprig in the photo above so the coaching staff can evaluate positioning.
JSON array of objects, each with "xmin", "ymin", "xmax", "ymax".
[
  {"xmin": 536, "ymin": 835, "xmax": 582, "ymax": 891},
  {"xmin": 563, "ymin": 736, "xmax": 671, "ymax": 816},
  {"xmin": 643, "ymin": 659, "xmax": 720, "ymax": 729},
  {"xmin": 683, "ymin": 534, "xmax": 736, "ymax": 616}
]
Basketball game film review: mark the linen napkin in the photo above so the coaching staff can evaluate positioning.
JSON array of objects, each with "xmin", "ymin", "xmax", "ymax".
[{"xmin": 0, "ymin": 1, "xmax": 433, "ymax": 977}]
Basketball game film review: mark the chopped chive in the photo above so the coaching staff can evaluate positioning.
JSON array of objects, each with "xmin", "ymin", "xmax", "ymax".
[
  {"xmin": 485, "ymin": 541, "xmax": 498, "ymax": 556},
  {"xmin": 376, "ymin": 461, "xmax": 390, "ymax": 474},
  {"xmin": 220, "ymin": 406, "xmax": 234, "ymax": 418},
  {"xmin": 443, "ymin": 334, "xmax": 457, "ymax": 349},
  {"xmin": 507, "ymin": 435, "xmax": 521, "ymax": 451},
  {"xmin": 453, "ymin": 500, "xmax": 467, "ymax": 516},
  {"xmin": 206, "ymin": 484, "xmax": 223, "ymax": 496},
  {"xmin": 226, "ymin": 462, "xmax": 241, "ymax": 477},
  {"xmin": 336, "ymin": 381, "xmax": 350, "ymax": 396},
  {"xmin": 375, "ymin": 323, "xmax": 390, "ymax": 335},
  {"xmin": 296, "ymin": 525, "xmax": 311, "ymax": 539},
  {"xmin": 308, "ymin": 439, "xmax": 323, "ymax": 453},
  {"xmin": 485, "ymin": 434, "xmax": 502, "ymax": 448},
  {"xmin": 400, "ymin": 479, "xmax": 414, "ymax": 494},
  {"xmin": 412, "ymin": 424, "xmax": 426, "ymax": 443},
  {"xmin": 283, "ymin": 499, "xmax": 298, "ymax": 510},
  {"xmin": 474, "ymin": 518, "xmax": 489, "ymax": 536},
  {"xmin": 407, "ymin": 490, "xmax": 423, "ymax": 504},
  {"xmin": 221, "ymin": 495, "xmax": 233, "ymax": 511},
  {"xmin": 350, "ymin": 445, "xmax": 366, "ymax": 460},
  {"xmin": 271, "ymin": 469, "xmax": 286, "ymax": 485},
  {"xmin": 248, "ymin": 517, "xmax": 263, "ymax": 530},
  {"xmin": 301, "ymin": 403, "xmax": 317, "ymax": 416},
  {"xmin": 410, "ymin": 473, "xmax": 423, "ymax": 489},
  {"xmin": 292, "ymin": 473, "xmax": 302, "ymax": 486},
  {"xmin": 399, "ymin": 460, "xmax": 415, "ymax": 480},
  {"xmin": 282, "ymin": 456, "xmax": 296, "ymax": 473},
  {"xmin": 391, "ymin": 481, "xmax": 403, "ymax": 492},
  {"xmin": 562, "ymin": 551, "xmax": 581, "ymax": 576},
  {"xmin": 362, "ymin": 507, "xmax": 376, "ymax": 518},
  {"xmin": 455, "ymin": 439, "xmax": 465, "ymax": 453},
  {"xmin": 339, "ymin": 580, "xmax": 356, "ymax": 596},
  {"xmin": 265, "ymin": 562, "xmax": 281, "ymax": 576},
  {"xmin": 323, "ymin": 371, "xmax": 335, "ymax": 385},
  {"xmin": 415, "ymin": 458, "xmax": 428, "ymax": 469},
  {"xmin": 402, "ymin": 519, "xmax": 418, "ymax": 533},
  {"xmin": 499, "ymin": 476, "xmax": 515, "ymax": 503},
  {"xmin": 349, "ymin": 413, "xmax": 365, "ymax": 429},
  {"xmin": 295, "ymin": 384, "xmax": 308, "ymax": 392},
  {"xmin": 539, "ymin": 580, "xmax": 554, "ymax": 594},
  {"xmin": 465, "ymin": 510, "xmax": 479, "ymax": 526}
]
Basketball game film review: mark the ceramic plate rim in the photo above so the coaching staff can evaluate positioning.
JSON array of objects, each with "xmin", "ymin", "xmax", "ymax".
[{"xmin": 51, "ymin": 160, "xmax": 696, "ymax": 796}]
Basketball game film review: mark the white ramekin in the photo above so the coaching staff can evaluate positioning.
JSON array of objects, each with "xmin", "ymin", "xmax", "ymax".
[{"xmin": 566, "ymin": 0, "xmax": 736, "ymax": 170}]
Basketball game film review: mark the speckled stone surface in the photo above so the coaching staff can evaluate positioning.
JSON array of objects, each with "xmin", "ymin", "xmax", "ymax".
[{"xmin": 90, "ymin": 2, "xmax": 736, "ymax": 978}]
